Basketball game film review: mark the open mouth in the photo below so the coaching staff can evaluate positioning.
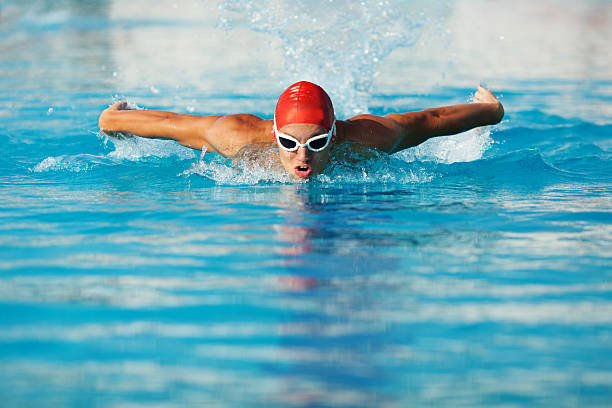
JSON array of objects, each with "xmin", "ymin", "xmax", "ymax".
[{"xmin": 294, "ymin": 164, "xmax": 312, "ymax": 178}]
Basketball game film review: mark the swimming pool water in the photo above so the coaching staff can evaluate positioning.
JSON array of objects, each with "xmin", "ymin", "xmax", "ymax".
[{"xmin": 1, "ymin": 0, "xmax": 611, "ymax": 406}]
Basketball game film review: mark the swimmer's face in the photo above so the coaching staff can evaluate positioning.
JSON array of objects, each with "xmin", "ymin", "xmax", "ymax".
[{"xmin": 276, "ymin": 123, "xmax": 332, "ymax": 179}]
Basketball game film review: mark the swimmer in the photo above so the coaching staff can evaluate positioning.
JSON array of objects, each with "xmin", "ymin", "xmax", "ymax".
[{"xmin": 98, "ymin": 81, "xmax": 504, "ymax": 179}]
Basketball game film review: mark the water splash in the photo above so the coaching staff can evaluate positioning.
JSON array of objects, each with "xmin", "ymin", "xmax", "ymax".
[
  {"xmin": 179, "ymin": 143, "xmax": 434, "ymax": 185},
  {"xmin": 32, "ymin": 132, "xmax": 196, "ymax": 173},
  {"xmin": 180, "ymin": 145, "xmax": 295, "ymax": 184},
  {"xmin": 104, "ymin": 135, "xmax": 196, "ymax": 162},
  {"xmin": 217, "ymin": 0, "xmax": 426, "ymax": 117},
  {"xmin": 317, "ymin": 144, "xmax": 434, "ymax": 184},
  {"xmin": 399, "ymin": 126, "xmax": 493, "ymax": 164},
  {"xmin": 32, "ymin": 154, "xmax": 102, "ymax": 173}
]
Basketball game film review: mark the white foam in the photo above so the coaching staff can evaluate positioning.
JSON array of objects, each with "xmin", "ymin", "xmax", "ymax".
[
  {"xmin": 179, "ymin": 144, "xmax": 435, "ymax": 185},
  {"xmin": 180, "ymin": 146, "xmax": 294, "ymax": 185},
  {"xmin": 318, "ymin": 148, "xmax": 434, "ymax": 184},
  {"xmin": 32, "ymin": 132, "xmax": 197, "ymax": 173},
  {"xmin": 397, "ymin": 126, "xmax": 493, "ymax": 164},
  {"xmin": 106, "ymin": 135, "xmax": 196, "ymax": 161}
]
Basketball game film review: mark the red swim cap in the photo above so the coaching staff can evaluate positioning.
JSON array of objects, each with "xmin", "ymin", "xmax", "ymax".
[{"xmin": 274, "ymin": 81, "xmax": 335, "ymax": 131}]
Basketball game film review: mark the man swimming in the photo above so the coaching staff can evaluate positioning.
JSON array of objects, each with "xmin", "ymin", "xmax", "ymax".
[{"xmin": 98, "ymin": 81, "xmax": 504, "ymax": 179}]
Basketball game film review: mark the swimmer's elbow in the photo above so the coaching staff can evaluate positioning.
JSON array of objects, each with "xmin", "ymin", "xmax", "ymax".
[
  {"xmin": 98, "ymin": 107, "xmax": 127, "ymax": 132},
  {"xmin": 98, "ymin": 110, "xmax": 113, "ymax": 132},
  {"xmin": 386, "ymin": 111, "xmax": 433, "ymax": 153},
  {"xmin": 493, "ymin": 102, "xmax": 505, "ymax": 124},
  {"xmin": 409, "ymin": 110, "xmax": 442, "ymax": 141}
]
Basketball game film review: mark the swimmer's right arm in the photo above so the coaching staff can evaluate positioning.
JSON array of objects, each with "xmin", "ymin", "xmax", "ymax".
[
  {"xmin": 384, "ymin": 86, "xmax": 504, "ymax": 152},
  {"xmin": 98, "ymin": 102, "xmax": 272, "ymax": 157}
]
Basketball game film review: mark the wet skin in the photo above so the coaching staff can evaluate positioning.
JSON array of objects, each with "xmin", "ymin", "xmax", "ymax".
[{"xmin": 276, "ymin": 123, "xmax": 332, "ymax": 179}]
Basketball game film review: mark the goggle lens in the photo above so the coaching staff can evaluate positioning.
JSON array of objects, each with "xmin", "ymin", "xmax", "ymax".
[
  {"xmin": 278, "ymin": 136, "xmax": 298, "ymax": 150},
  {"xmin": 308, "ymin": 136, "xmax": 328, "ymax": 150}
]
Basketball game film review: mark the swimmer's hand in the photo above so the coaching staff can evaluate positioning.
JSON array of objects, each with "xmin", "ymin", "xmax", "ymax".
[
  {"xmin": 109, "ymin": 101, "xmax": 128, "ymax": 111},
  {"xmin": 473, "ymin": 85, "xmax": 504, "ymax": 122},
  {"xmin": 473, "ymin": 85, "xmax": 499, "ymax": 104}
]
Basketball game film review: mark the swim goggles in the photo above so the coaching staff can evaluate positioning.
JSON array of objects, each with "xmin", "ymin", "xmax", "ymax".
[{"xmin": 273, "ymin": 120, "xmax": 336, "ymax": 152}]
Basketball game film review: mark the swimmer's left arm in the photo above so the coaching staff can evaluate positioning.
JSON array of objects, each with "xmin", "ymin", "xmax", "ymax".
[
  {"xmin": 386, "ymin": 86, "xmax": 504, "ymax": 153},
  {"xmin": 98, "ymin": 102, "xmax": 218, "ymax": 150}
]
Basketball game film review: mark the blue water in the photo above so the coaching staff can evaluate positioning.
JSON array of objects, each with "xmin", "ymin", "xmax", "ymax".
[{"xmin": 1, "ymin": 0, "xmax": 611, "ymax": 407}]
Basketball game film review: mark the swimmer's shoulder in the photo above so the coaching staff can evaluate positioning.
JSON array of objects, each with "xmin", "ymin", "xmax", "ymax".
[
  {"xmin": 206, "ymin": 115, "xmax": 273, "ymax": 156},
  {"xmin": 231, "ymin": 115, "xmax": 273, "ymax": 144}
]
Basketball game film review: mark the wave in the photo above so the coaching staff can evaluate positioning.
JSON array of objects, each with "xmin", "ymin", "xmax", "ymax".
[
  {"xmin": 1, "ymin": 274, "xmax": 611, "ymax": 323},
  {"xmin": 492, "ymin": 121, "xmax": 612, "ymax": 151},
  {"xmin": 32, "ymin": 134, "xmax": 196, "ymax": 174},
  {"xmin": 31, "ymin": 125, "xmax": 573, "ymax": 188},
  {"xmin": 441, "ymin": 148, "xmax": 578, "ymax": 183}
]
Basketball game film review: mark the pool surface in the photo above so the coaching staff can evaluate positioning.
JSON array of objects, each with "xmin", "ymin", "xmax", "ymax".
[{"xmin": 1, "ymin": 0, "xmax": 611, "ymax": 406}]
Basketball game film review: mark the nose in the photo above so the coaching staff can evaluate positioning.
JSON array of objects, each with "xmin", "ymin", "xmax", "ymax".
[{"xmin": 295, "ymin": 146, "xmax": 311, "ymax": 161}]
